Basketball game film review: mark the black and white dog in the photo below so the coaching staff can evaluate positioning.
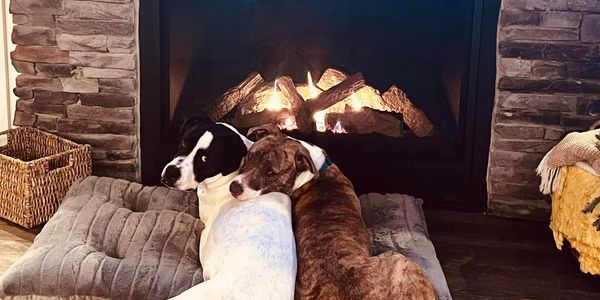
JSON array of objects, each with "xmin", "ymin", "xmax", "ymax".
[{"xmin": 162, "ymin": 117, "xmax": 297, "ymax": 299}]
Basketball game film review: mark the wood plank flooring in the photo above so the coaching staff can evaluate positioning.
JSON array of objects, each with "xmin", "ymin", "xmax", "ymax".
[{"xmin": 425, "ymin": 210, "xmax": 600, "ymax": 299}]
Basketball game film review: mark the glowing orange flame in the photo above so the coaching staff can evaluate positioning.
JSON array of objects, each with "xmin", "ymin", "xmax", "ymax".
[
  {"xmin": 266, "ymin": 79, "xmax": 285, "ymax": 111},
  {"xmin": 313, "ymin": 111, "xmax": 327, "ymax": 132},
  {"xmin": 279, "ymin": 116, "xmax": 298, "ymax": 131},
  {"xmin": 305, "ymin": 71, "xmax": 327, "ymax": 132},
  {"xmin": 307, "ymin": 72, "xmax": 319, "ymax": 99},
  {"xmin": 331, "ymin": 119, "xmax": 348, "ymax": 134},
  {"xmin": 349, "ymin": 93, "xmax": 362, "ymax": 111}
]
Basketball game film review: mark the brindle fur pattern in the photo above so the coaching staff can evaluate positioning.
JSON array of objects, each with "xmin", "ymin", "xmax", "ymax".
[
  {"xmin": 291, "ymin": 165, "xmax": 436, "ymax": 300},
  {"xmin": 239, "ymin": 135, "xmax": 316, "ymax": 195},
  {"xmin": 241, "ymin": 131, "xmax": 437, "ymax": 300}
]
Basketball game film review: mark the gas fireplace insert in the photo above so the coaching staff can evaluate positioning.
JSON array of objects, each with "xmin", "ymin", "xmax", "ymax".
[{"xmin": 140, "ymin": 0, "xmax": 500, "ymax": 211}]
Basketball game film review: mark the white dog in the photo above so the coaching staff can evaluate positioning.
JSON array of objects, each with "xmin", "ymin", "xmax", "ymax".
[{"xmin": 161, "ymin": 118, "xmax": 296, "ymax": 299}]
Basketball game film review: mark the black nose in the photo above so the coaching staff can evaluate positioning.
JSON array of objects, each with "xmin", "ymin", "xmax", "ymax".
[
  {"xmin": 161, "ymin": 165, "xmax": 181, "ymax": 187},
  {"xmin": 230, "ymin": 181, "xmax": 243, "ymax": 197}
]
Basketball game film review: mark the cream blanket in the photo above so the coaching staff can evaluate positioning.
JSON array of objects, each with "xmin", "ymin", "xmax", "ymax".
[{"xmin": 536, "ymin": 129, "xmax": 600, "ymax": 195}]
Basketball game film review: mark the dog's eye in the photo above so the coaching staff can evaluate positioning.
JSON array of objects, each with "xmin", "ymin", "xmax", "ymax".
[
  {"xmin": 267, "ymin": 170, "xmax": 276, "ymax": 176},
  {"xmin": 201, "ymin": 155, "xmax": 207, "ymax": 162}
]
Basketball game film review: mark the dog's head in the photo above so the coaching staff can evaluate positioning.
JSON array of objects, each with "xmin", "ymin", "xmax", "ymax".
[
  {"xmin": 229, "ymin": 129, "xmax": 321, "ymax": 201},
  {"xmin": 161, "ymin": 116, "xmax": 251, "ymax": 191}
]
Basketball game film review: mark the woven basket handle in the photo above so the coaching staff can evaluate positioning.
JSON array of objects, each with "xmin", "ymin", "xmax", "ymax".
[
  {"xmin": 0, "ymin": 130, "xmax": 9, "ymax": 148},
  {"xmin": 45, "ymin": 150, "xmax": 75, "ymax": 173}
]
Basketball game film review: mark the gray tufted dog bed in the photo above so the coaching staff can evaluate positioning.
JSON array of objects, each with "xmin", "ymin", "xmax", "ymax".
[{"xmin": 0, "ymin": 176, "xmax": 451, "ymax": 299}]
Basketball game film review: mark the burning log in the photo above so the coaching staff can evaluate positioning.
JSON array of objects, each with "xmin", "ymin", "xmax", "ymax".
[
  {"xmin": 382, "ymin": 85, "xmax": 434, "ymax": 137},
  {"xmin": 230, "ymin": 108, "xmax": 293, "ymax": 129},
  {"xmin": 305, "ymin": 72, "xmax": 365, "ymax": 114},
  {"xmin": 316, "ymin": 68, "xmax": 347, "ymax": 90},
  {"xmin": 236, "ymin": 82, "xmax": 285, "ymax": 115},
  {"xmin": 276, "ymin": 77, "xmax": 304, "ymax": 113},
  {"xmin": 206, "ymin": 71, "xmax": 264, "ymax": 121},
  {"xmin": 325, "ymin": 107, "xmax": 404, "ymax": 137},
  {"xmin": 276, "ymin": 76, "xmax": 313, "ymax": 131},
  {"xmin": 317, "ymin": 68, "xmax": 388, "ymax": 112}
]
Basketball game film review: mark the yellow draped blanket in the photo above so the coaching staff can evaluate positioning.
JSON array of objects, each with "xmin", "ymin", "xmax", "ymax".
[{"xmin": 551, "ymin": 165, "xmax": 600, "ymax": 274}]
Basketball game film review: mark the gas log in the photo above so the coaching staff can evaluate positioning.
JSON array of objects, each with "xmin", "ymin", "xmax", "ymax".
[
  {"xmin": 305, "ymin": 72, "xmax": 365, "ymax": 114},
  {"xmin": 382, "ymin": 85, "xmax": 434, "ymax": 137},
  {"xmin": 317, "ymin": 68, "xmax": 389, "ymax": 112},
  {"xmin": 209, "ymin": 68, "xmax": 434, "ymax": 138},
  {"xmin": 325, "ymin": 107, "xmax": 404, "ymax": 137},
  {"xmin": 230, "ymin": 109, "xmax": 293, "ymax": 129},
  {"xmin": 235, "ymin": 82, "xmax": 280, "ymax": 115},
  {"xmin": 276, "ymin": 76, "xmax": 313, "ymax": 131},
  {"xmin": 206, "ymin": 71, "xmax": 264, "ymax": 121}
]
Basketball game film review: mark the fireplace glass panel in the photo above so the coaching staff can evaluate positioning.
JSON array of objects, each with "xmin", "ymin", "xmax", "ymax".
[
  {"xmin": 147, "ymin": 0, "xmax": 499, "ymax": 209},
  {"xmin": 167, "ymin": 0, "xmax": 474, "ymax": 140}
]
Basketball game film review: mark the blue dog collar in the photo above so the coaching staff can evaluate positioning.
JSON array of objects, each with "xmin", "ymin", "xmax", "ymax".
[{"xmin": 319, "ymin": 156, "xmax": 333, "ymax": 174}]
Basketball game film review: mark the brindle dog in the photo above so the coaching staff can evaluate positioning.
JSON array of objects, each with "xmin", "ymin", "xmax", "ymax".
[{"xmin": 232, "ymin": 127, "xmax": 437, "ymax": 300}]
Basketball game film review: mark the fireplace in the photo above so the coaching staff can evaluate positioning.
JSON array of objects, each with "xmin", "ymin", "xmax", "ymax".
[{"xmin": 140, "ymin": 0, "xmax": 500, "ymax": 211}]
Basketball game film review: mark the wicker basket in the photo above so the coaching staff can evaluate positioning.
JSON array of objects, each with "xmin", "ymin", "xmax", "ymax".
[{"xmin": 0, "ymin": 127, "xmax": 92, "ymax": 228}]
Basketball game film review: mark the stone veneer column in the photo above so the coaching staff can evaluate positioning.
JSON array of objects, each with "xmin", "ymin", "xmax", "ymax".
[
  {"xmin": 10, "ymin": 0, "xmax": 140, "ymax": 181},
  {"xmin": 488, "ymin": 0, "xmax": 600, "ymax": 219}
]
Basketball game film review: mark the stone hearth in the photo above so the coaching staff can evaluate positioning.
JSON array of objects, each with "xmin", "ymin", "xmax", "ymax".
[
  {"xmin": 9, "ymin": 0, "xmax": 140, "ymax": 181},
  {"xmin": 488, "ymin": 0, "xmax": 600, "ymax": 219}
]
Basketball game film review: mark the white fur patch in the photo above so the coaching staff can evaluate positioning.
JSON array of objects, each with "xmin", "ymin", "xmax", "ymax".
[
  {"xmin": 163, "ymin": 131, "xmax": 214, "ymax": 191},
  {"xmin": 232, "ymin": 175, "xmax": 262, "ymax": 201},
  {"xmin": 292, "ymin": 170, "xmax": 315, "ymax": 191}
]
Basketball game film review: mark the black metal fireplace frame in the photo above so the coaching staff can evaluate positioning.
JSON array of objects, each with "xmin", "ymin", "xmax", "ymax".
[{"xmin": 139, "ymin": 0, "xmax": 500, "ymax": 212}]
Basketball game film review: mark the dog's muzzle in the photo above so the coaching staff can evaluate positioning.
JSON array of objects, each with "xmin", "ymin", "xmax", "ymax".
[
  {"xmin": 161, "ymin": 165, "xmax": 181, "ymax": 187},
  {"xmin": 229, "ymin": 180, "xmax": 243, "ymax": 198}
]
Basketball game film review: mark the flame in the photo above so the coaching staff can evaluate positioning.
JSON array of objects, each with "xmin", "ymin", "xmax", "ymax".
[
  {"xmin": 307, "ymin": 72, "xmax": 319, "ymax": 99},
  {"xmin": 266, "ymin": 79, "xmax": 285, "ymax": 111},
  {"xmin": 279, "ymin": 116, "xmax": 298, "ymax": 131},
  {"xmin": 349, "ymin": 93, "xmax": 362, "ymax": 111},
  {"xmin": 331, "ymin": 119, "xmax": 347, "ymax": 134},
  {"xmin": 313, "ymin": 111, "xmax": 327, "ymax": 132}
]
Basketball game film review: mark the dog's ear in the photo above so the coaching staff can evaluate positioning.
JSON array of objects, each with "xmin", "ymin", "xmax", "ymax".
[
  {"xmin": 247, "ymin": 123, "xmax": 281, "ymax": 141},
  {"xmin": 292, "ymin": 144, "xmax": 318, "ymax": 191},
  {"xmin": 218, "ymin": 131, "xmax": 249, "ymax": 176},
  {"xmin": 180, "ymin": 114, "xmax": 212, "ymax": 136}
]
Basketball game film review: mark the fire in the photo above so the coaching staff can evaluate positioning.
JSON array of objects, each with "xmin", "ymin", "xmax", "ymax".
[
  {"xmin": 331, "ymin": 119, "xmax": 347, "ymax": 134},
  {"xmin": 313, "ymin": 111, "xmax": 327, "ymax": 132},
  {"xmin": 307, "ymin": 71, "xmax": 320, "ymax": 99},
  {"xmin": 266, "ymin": 79, "xmax": 285, "ymax": 111},
  {"xmin": 305, "ymin": 71, "xmax": 327, "ymax": 132},
  {"xmin": 349, "ymin": 93, "xmax": 362, "ymax": 111},
  {"xmin": 279, "ymin": 116, "xmax": 298, "ymax": 131}
]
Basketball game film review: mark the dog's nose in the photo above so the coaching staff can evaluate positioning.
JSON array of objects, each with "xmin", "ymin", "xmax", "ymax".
[
  {"xmin": 230, "ymin": 181, "xmax": 243, "ymax": 198},
  {"xmin": 161, "ymin": 165, "xmax": 181, "ymax": 187}
]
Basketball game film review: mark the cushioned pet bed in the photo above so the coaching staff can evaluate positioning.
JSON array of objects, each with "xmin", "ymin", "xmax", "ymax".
[{"xmin": 0, "ymin": 176, "xmax": 451, "ymax": 300}]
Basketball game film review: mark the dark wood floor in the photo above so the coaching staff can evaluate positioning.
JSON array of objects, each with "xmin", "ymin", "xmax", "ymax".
[
  {"xmin": 425, "ymin": 210, "xmax": 600, "ymax": 299},
  {"xmin": 1, "ymin": 210, "xmax": 599, "ymax": 299}
]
